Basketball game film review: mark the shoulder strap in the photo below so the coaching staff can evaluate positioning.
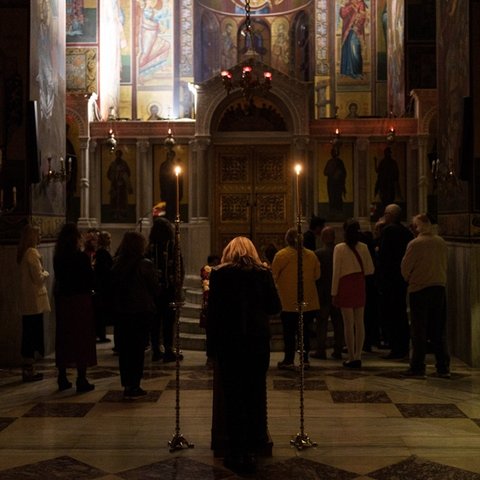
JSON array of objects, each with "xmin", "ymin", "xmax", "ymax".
[{"xmin": 350, "ymin": 246, "xmax": 364, "ymax": 273}]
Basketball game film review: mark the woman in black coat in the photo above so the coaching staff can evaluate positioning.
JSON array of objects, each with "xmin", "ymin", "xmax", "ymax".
[
  {"xmin": 111, "ymin": 232, "xmax": 160, "ymax": 399},
  {"xmin": 207, "ymin": 236, "xmax": 281, "ymax": 475},
  {"xmin": 54, "ymin": 223, "xmax": 96, "ymax": 392}
]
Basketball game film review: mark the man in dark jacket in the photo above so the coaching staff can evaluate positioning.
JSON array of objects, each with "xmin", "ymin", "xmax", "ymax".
[{"xmin": 377, "ymin": 203, "xmax": 413, "ymax": 359}]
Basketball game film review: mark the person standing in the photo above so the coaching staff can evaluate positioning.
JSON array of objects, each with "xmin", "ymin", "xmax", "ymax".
[
  {"xmin": 54, "ymin": 223, "xmax": 96, "ymax": 392},
  {"xmin": 311, "ymin": 227, "xmax": 344, "ymax": 360},
  {"xmin": 332, "ymin": 219, "xmax": 374, "ymax": 368},
  {"xmin": 377, "ymin": 204, "xmax": 414, "ymax": 359},
  {"xmin": 93, "ymin": 231, "xmax": 113, "ymax": 343},
  {"xmin": 111, "ymin": 232, "xmax": 161, "ymax": 398},
  {"xmin": 17, "ymin": 225, "xmax": 50, "ymax": 382},
  {"xmin": 303, "ymin": 215, "xmax": 326, "ymax": 251},
  {"xmin": 147, "ymin": 217, "xmax": 184, "ymax": 362},
  {"xmin": 401, "ymin": 214, "xmax": 450, "ymax": 378},
  {"xmin": 207, "ymin": 237, "xmax": 281, "ymax": 475},
  {"xmin": 272, "ymin": 227, "xmax": 320, "ymax": 369}
]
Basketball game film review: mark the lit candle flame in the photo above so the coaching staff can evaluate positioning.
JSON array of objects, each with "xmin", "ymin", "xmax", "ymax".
[
  {"xmin": 335, "ymin": 128, "xmax": 339, "ymax": 135},
  {"xmin": 294, "ymin": 164, "xmax": 302, "ymax": 176},
  {"xmin": 174, "ymin": 165, "xmax": 182, "ymax": 176}
]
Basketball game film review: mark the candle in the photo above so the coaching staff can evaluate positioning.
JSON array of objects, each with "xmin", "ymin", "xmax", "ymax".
[
  {"xmin": 174, "ymin": 165, "xmax": 182, "ymax": 219},
  {"xmin": 294, "ymin": 164, "xmax": 302, "ymax": 218},
  {"xmin": 60, "ymin": 157, "xmax": 65, "ymax": 171},
  {"xmin": 12, "ymin": 186, "xmax": 16, "ymax": 206}
]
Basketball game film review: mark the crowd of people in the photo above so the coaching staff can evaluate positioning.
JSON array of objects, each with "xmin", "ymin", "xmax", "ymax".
[
  {"xmin": 16, "ymin": 204, "xmax": 450, "ymax": 474},
  {"xmin": 17, "ymin": 217, "xmax": 183, "ymax": 398}
]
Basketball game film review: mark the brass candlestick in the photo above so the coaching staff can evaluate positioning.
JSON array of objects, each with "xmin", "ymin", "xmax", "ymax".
[
  {"xmin": 290, "ymin": 164, "xmax": 317, "ymax": 451},
  {"xmin": 168, "ymin": 165, "xmax": 194, "ymax": 452}
]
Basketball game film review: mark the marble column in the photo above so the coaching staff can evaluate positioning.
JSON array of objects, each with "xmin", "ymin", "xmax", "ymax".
[
  {"xmin": 136, "ymin": 139, "xmax": 151, "ymax": 232},
  {"xmin": 77, "ymin": 137, "xmax": 97, "ymax": 229},
  {"xmin": 355, "ymin": 137, "xmax": 370, "ymax": 226},
  {"xmin": 415, "ymin": 135, "xmax": 429, "ymax": 214},
  {"xmin": 190, "ymin": 137, "xmax": 210, "ymax": 222}
]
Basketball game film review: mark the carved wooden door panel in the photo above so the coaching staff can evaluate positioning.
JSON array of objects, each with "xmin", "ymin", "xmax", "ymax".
[{"xmin": 213, "ymin": 145, "xmax": 292, "ymax": 258}]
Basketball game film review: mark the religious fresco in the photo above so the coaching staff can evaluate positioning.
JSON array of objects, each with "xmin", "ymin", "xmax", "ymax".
[
  {"xmin": 101, "ymin": 145, "xmax": 136, "ymax": 223},
  {"xmin": 369, "ymin": 142, "xmax": 406, "ymax": 220},
  {"xmin": 66, "ymin": 0, "xmax": 97, "ymax": 43},
  {"xmin": 135, "ymin": 0, "xmax": 175, "ymax": 119},
  {"xmin": 271, "ymin": 18, "xmax": 290, "ymax": 74},
  {"xmin": 119, "ymin": 0, "xmax": 132, "ymax": 84},
  {"xmin": 387, "ymin": 0, "xmax": 404, "ymax": 115},
  {"xmin": 153, "ymin": 144, "xmax": 189, "ymax": 222},
  {"xmin": 336, "ymin": 0, "xmax": 371, "ymax": 89},
  {"xmin": 317, "ymin": 142, "xmax": 353, "ymax": 222},
  {"xmin": 376, "ymin": 0, "xmax": 387, "ymax": 81},
  {"xmin": 197, "ymin": 0, "xmax": 312, "ymax": 15},
  {"xmin": 66, "ymin": 48, "xmax": 97, "ymax": 93},
  {"xmin": 30, "ymin": 0, "xmax": 66, "ymax": 216},
  {"xmin": 336, "ymin": 91, "xmax": 371, "ymax": 118}
]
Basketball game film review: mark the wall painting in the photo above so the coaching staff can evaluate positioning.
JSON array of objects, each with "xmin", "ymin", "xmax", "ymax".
[
  {"xmin": 101, "ymin": 145, "xmax": 136, "ymax": 223},
  {"xmin": 66, "ymin": 0, "xmax": 97, "ymax": 43},
  {"xmin": 317, "ymin": 142, "xmax": 353, "ymax": 222}
]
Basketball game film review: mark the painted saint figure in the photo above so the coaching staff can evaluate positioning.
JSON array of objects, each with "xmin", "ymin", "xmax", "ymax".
[
  {"xmin": 107, "ymin": 150, "xmax": 133, "ymax": 220},
  {"xmin": 324, "ymin": 148, "xmax": 347, "ymax": 213},
  {"xmin": 221, "ymin": 23, "xmax": 236, "ymax": 69},
  {"xmin": 339, "ymin": 0, "xmax": 367, "ymax": 79},
  {"xmin": 374, "ymin": 147, "xmax": 401, "ymax": 210},
  {"xmin": 138, "ymin": 0, "xmax": 170, "ymax": 82}
]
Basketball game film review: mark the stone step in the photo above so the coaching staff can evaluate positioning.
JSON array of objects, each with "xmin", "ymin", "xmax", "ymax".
[
  {"xmin": 181, "ymin": 301, "xmax": 201, "ymax": 319},
  {"xmin": 184, "ymin": 288, "xmax": 203, "ymax": 305},
  {"xmin": 180, "ymin": 316, "xmax": 205, "ymax": 335},
  {"xmin": 180, "ymin": 332, "xmax": 206, "ymax": 351}
]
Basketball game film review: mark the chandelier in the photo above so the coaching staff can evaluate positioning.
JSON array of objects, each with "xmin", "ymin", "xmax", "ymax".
[{"xmin": 220, "ymin": 0, "xmax": 272, "ymax": 104}]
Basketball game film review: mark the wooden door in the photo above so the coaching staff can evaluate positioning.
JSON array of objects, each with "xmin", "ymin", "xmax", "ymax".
[{"xmin": 213, "ymin": 145, "xmax": 292, "ymax": 258}]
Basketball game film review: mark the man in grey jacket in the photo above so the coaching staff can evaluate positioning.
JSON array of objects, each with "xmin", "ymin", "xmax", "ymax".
[{"xmin": 400, "ymin": 214, "xmax": 450, "ymax": 378}]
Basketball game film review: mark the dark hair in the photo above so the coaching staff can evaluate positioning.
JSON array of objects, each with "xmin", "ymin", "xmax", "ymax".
[
  {"xmin": 116, "ymin": 231, "xmax": 146, "ymax": 258},
  {"xmin": 55, "ymin": 223, "xmax": 81, "ymax": 258},
  {"xmin": 343, "ymin": 218, "xmax": 360, "ymax": 249},
  {"xmin": 309, "ymin": 215, "xmax": 326, "ymax": 230},
  {"xmin": 207, "ymin": 254, "xmax": 220, "ymax": 265},
  {"xmin": 149, "ymin": 217, "xmax": 173, "ymax": 245}
]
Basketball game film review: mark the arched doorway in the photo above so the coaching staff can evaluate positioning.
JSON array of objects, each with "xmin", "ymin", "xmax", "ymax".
[{"xmin": 195, "ymin": 62, "xmax": 311, "ymax": 260}]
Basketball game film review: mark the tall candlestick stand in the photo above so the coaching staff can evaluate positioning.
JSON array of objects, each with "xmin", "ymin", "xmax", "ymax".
[
  {"xmin": 168, "ymin": 166, "xmax": 194, "ymax": 452},
  {"xmin": 290, "ymin": 164, "xmax": 317, "ymax": 450}
]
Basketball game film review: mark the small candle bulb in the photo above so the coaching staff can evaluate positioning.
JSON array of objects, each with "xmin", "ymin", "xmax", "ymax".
[{"xmin": 12, "ymin": 186, "xmax": 16, "ymax": 206}]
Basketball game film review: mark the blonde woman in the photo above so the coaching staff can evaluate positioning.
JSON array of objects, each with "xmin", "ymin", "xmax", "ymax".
[
  {"xmin": 208, "ymin": 237, "xmax": 281, "ymax": 475},
  {"xmin": 17, "ymin": 224, "xmax": 50, "ymax": 382}
]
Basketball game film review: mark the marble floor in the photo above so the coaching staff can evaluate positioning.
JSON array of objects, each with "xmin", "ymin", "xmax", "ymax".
[{"xmin": 1, "ymin": 343, "xmax": 480, "ymax": 479}]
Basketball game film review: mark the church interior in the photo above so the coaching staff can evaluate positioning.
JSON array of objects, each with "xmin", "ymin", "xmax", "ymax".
[{"xmin": 1, "ymin": 0, "xmax": 480, "ymax": 478}]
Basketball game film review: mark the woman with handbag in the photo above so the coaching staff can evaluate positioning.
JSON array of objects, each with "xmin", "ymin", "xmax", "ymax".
[{"xmin": 332, "ymin": 219, "xmax": 374, "ymax": 368}]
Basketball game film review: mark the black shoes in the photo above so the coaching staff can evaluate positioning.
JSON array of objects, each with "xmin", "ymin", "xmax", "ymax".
[
  {"xmin": 22, "ymin": 367, "xmax": 43, "ymax": 383},
  {"xmin": 58, "ymin": 377, "xmax": 73, "ymax": 391},
  {"xmin": 151, "ymin": 350, "xmax": 163, "ymax": 362},
  {"xmin": 124, "ymin": 387, "xmax": 148, "ymax": 399},
  {"xmin": 401, "ymin": 369, "xmax": 426, "ymax": 379},
  {"xmin": 277, "ymin": 360, "xmax": 295, "ymax": 370},
  {"xmin": 343, "ymin": 360, "xmax": 362, "ymax": 369},
  {"xmin": 76, "ymin": 379, "xmax": 95, "ymax": 393},
  {"xmin": 163, "ymin": 351, "xmax": 184, "ymax": 363}
]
